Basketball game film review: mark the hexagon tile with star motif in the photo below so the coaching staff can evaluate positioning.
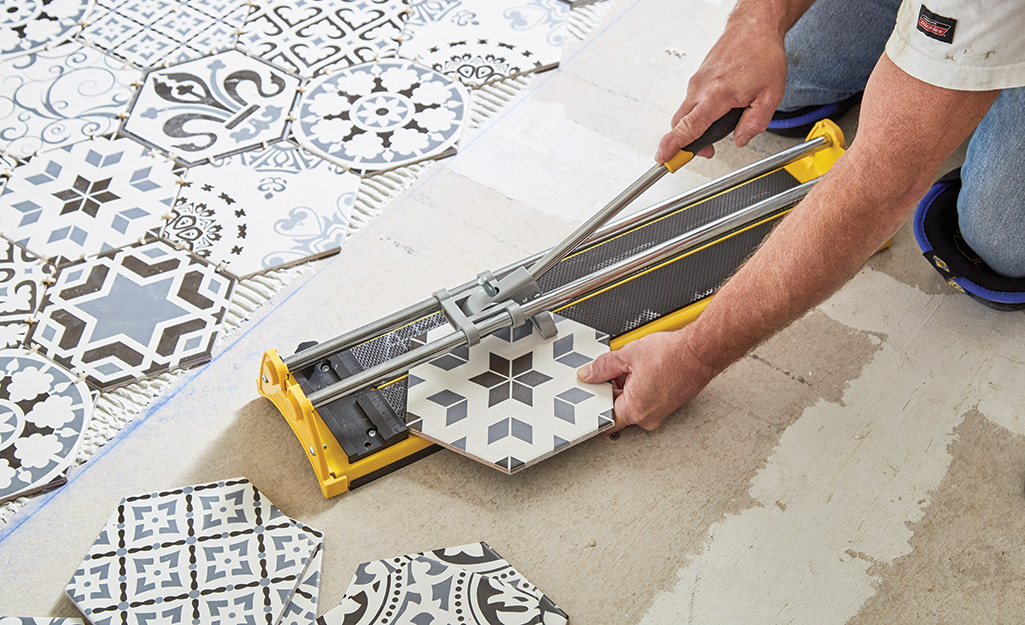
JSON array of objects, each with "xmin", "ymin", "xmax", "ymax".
[
  {"xmin": 406, "ymin": 315, "xmax": 614, "ymax": 474},
  {"xmin": 26, "ymin": 239, "xmax": 236, "ymax": 390}
]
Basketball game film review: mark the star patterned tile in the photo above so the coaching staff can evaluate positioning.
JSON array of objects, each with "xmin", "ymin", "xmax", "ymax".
[
  {"xmin": 294, "ymin": 59, "xmax": 469, "ymax": 174},
  {"xmin": 161, "ymin": 141, "xmax": 360, "ymax": 278},
  {"xmin": 398, "ymin": 0, "xmax": 568, "ymax": 84},
  {"xmin": 237, "ymin": 0, "xmax": 412, "ymax": 78},
  {"xmin": 0, "ymin": 0, "xmax": 92, "ymax": 62},
  {"xmin": 320, "ymin": 541, "xmax": 568, "ymax": 625},
  {"xmin": 121, "ymin": 49, "xmax": 301, "ymax": 167},
  {"xmin": 0, "ymin": 238, "xmax": 51, "ymax": 349},
  {"xmin": 0, "ymin": 349, "xmax": 94, "ymax": 504},
  {"xmin": 406, "ymin": 314, "xmax": 614, "ymax": 474},
  {"xmin": 66, "ymin": 478, "xmax": 322, "ymax": 625},
  {"xmin": 79, "ymin": 0, "xmax": 250, "ymax": 69},
  {"xmin": 27, "ymin": 239, "xmax": 236, "ymax": 390},
  {"xmin": 0, "ymin": 42, "xmax": 141, "ymax": 160},
  {"xmin": 0, "ymin": 135, "xmax": 179, "ymax": 268}
]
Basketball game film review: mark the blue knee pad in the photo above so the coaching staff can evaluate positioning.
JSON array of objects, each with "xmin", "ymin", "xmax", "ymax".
[{"xmin": 913, "ymin": 169, "xmax": 1025, "ymax": 310}]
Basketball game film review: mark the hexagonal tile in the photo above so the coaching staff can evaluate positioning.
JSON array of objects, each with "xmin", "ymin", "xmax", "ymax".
[
  {"xmin": 0, "ymin": 348, "xmax": 94, "ymax": 504},
  {"xmin": 27, "ymin": 239, "xmax": 236, "ymax": 390},
  {"xmin": 65, "ymin": 478, "xmax": 322, "ymax": 625},
  {"xmin": 398, "ymin": 0, "xmax": 568, "ymax": 86},
  {"xmin": 406, "ymin": 314, "xmax": 614, "ymax": 473},
  {"xmin": 0, "ymin": 0, "xmax": 91, "ymax": 62},
  {"xmin": 121, "ymin": 49, "xmax": 301, "ymax": 166},
  {"xmin": 293, "ymin": 59, "xmax": 469, "ymax": 174},
  {"xmin": 237, "ymin": 0, "xmax": 411, "ymax": 78},
  {"xmin": 0, "ymin": 42, "xmax": 141, "ymax": 159},
  {"xmin": 0, "ymin": 135, "xmax": 179, "ymax": 267},
  {"xmin": 321, "ymin": 542, "xmax": 568, "ymax": 625},
  {"xmin": 0, "ymin": 237, "xmax": 50, "ymax": 348},
  {"xmin": 79, "ymin": 0, "xmax": 250, "ymax": 68},
  {"xmin": 160, "ymin": 140, "xmax": 360, "ymax": 278}
]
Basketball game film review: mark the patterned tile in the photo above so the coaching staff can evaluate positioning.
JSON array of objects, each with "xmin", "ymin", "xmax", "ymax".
[
  {"xmin": 0, "ymin": 238, "xmax": 51, "ymax": 349},
  {"xmin": 0, "ymin": 0, "xmax": 91, "ymax": 62},
  {"xmin": 161, "ymin": 141, "xmax": 359, "ymax": 278},
  {"xmin": 406, "ymin": 314, "xmax": 613, "ymax": 473},
  {"xmin": 0, "ymin": 135, "xmax": 179, "ymax": 267},
  {"xmin": 0, "ymin": 614, "xmax": 85, "ymax": 618},
  {"xmin": 121, "ymin": 49, "xmax": 301, "ymax": 166},
  {"xmin": 0, "ymin": 42, "xmax": 141, "ymax": 160},
  {"xmin": 28, "ymin": 239, "xmax": 236, "ymax": 390},
  {"xmin": 398, "ymin": 0, "xmax": 568, "ymax": 83},
  {"xmin": 0, "ymin": 349, "xmax": 94, "ymax": 504},
  {"xmin": 79, "ymin": 0, "xmax": 250, "ymax": 68},
  {"xmin": 238, "ymin": 0, "xmax": 411, "ymax": 78},
  {"xmin": 320, "ymin": 541, "xmax": 568, "ymax": 625},
  {"xmin": 66, "ymin": 478, "xmax": 321, "ymax": 625},
  {"xmin": 280, "ymin": 539, "xmax": 323, "ymax": 625},
  {"xmin": 411, "ymin": 39, "xmax": 547, "ymax": 88},
  {"xmin": 294, "ymin": 59, "xmax": 469, "ymax": 174}
]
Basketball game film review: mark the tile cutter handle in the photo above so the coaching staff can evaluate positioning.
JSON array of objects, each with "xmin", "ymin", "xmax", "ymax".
[{"xmin": 526, "ymin": 108, "xmax": 745, "ymax": 281}]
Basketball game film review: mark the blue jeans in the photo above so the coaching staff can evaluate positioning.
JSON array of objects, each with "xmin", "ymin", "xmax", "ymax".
[{"xmin": 779, "ymin": 0, "xmax": 1025, "ymax": 278}]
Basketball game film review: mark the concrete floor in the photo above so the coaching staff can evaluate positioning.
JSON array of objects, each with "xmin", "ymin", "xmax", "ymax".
[{"xmin": 3, "ymin": 1, "xmax": 1025, "ymax": 623}]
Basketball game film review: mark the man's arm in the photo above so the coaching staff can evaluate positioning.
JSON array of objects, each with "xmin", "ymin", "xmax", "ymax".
[{"xmin": 579, "ymin": 54, "xmax": 999, "ymax": 431}]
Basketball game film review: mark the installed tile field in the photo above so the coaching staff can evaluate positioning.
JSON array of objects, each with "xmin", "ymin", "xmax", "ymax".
[{"xmin": 0, "ymin": 0, "xmax": 591, "ymax": 512}]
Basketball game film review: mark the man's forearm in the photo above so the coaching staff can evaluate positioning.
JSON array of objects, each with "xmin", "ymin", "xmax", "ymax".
[{"xmin": 679, "ymin": 54, "xmax": 999, "ymax": 378}]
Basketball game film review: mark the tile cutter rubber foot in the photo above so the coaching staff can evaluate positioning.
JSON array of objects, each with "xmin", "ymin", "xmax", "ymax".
[{"xmin": 258, "ymin": 118, "xmax": 848, "ymax": 498}]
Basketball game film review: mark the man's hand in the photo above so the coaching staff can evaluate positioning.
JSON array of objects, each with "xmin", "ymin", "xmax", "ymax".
[
  {"xmin": 577, "ymin": 330, "xmax": 715, "ymax": 433},
  {"xmin": 655, "ymin": 5, "xmax": 803, "ymax": 164}
]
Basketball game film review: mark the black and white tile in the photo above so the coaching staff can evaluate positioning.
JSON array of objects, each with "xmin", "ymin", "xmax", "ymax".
[
  {"xmin": 399, "ymin": 0, "xmax": 568, "ymax": 83},
  {"xmin": 0, "ymin": 135, "xmax": 179, "ymax": 267},
  {"xmin": 0, "ymin": 0, "xmax": 91, "ymax": 62},
  {"xmin": 293, "ymin": 59, "xmax": 469, "ymax": 173},
  {"xmin": 0, "ymin": 238, "xmax": 50, "ymax": 349},
  {"xmin": 66, "ymin": 478, "xmax": 322, "ymax": 625},
  {"xmin": 0, "ymin": 349, "xmax": 94, "ymax": 504},
  {"xmin": 0, "ymin": 43, "xmax": 141, "ymax": 159},
  {"xmin": 237, "ymin": 0, "xmax": 411, "ymax": 78},
  {"xmin": 79, "ymin": 0, "xmax": 250, "ymax": 69},
  {"xmin": 161, "ymin": 141, "xmax": 360, "ymax": 278},
  {"xmin": 121, "ymin": 49, "xmax": 301, "ymax": 167},
  {"xmin": 320, "ymin": 541, "xmax": 568, "ymax": 625},
  {"xmin": 27, "ymin": 239, "xmax": 236, "ymax": 390},
  {"xmin": 406, "ymin": 314, "xmax": 614, "ymax": 474}
]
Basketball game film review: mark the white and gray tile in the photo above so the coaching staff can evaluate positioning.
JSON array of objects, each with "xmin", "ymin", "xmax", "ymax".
[
  {"xmin": 406, "ymin": 314, "xmax": 614, "ymax": 473},
  {"xmin": 0, "ymin": 349, "xmax": 94, "ymax": 504},
  {"xmin": 0, "ymin": 619, "xmax": 86, "ymax": 624},
  {"xmin": 0, "ymin": 0, "xmax": 91, "ymax": 62},
  {"xmin": 28, "ymin": 239, "xmax": 235, "ymax": 390},
  {"xmin": 161, "ymin": 141, "xmax": 360, "ymax": 278},
  {"xmin": 320, "ymin": 541, "xmax": 568, "ymax": 625},
  {"xmin": 66, "ymin": 478, "xmax": 320, "ymax": 625},
  {"xmin": 238, "ymin": 0, "xmax": 411, "ymax": 78},
  {"xmin": 293, "ymin": 59, "xmax": 469, "ymax": 173},
  {"xmin": 79, "ymin": 0, "xmax": 250, "ymax": 68},
  {"xmin": 399, "ymin": 0, "xmax": 568, "ymax": 83},
  {"xmin": 0, "ymin": 238, "xmax": 50, "ymax": 349},
  {"xmin": 0, "ymin": 135, "xmax": 179, "ymax": 267},
  {"xmin": 0, "ymin": 42, "xmax": 141, "ymax": 160},
  {"xmin": 121, "ymin": 49, "xmax": 300, "ymax": 167}
]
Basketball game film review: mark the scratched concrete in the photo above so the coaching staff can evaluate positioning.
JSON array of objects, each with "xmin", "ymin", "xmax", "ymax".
[{"xmin": 2, "ymin": 1, "xmax": 1024, "ymax": 623}]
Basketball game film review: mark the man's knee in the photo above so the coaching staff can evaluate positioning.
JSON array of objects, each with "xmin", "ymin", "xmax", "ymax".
[{"xmin": 959, "ymin": 184, "xmax": 1025, "ymax": 279}]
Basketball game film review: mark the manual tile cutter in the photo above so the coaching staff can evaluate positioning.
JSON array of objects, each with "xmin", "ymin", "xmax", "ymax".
[{"xmin": 258, "ymin": 117, "xmax": 847, "ymax": 498}]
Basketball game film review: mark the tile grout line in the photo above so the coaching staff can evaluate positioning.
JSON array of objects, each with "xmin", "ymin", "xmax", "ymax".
[{"xmin": 0, "ymin": 0, "xmax": 642, "ymax": 545}]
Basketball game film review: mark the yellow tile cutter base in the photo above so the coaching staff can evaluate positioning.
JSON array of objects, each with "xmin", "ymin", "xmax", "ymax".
[{"xmin": 258, "ymin": 119, "xmax": 847, "ymax": 498}]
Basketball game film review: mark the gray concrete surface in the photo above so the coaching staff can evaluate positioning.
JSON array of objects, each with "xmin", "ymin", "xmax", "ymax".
[{"xmin": 3, "ymin": 1, "xmax": 1024, "ymax": 623}]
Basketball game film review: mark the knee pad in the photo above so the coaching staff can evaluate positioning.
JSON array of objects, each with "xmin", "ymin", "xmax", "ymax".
[{"xmin": 913, "ymin": 169, "xmax": 1025, "ymax": 310}]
